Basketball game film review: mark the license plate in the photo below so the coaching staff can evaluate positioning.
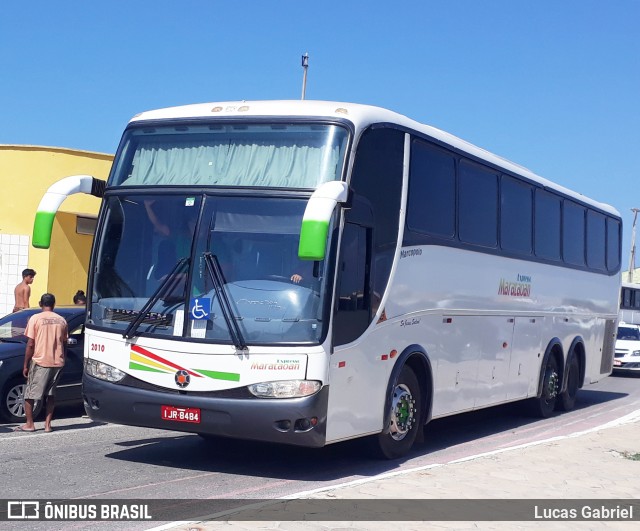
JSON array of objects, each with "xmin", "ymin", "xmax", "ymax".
[{"xmin": 161, "ymin": 405, "xmax": 201, "ymax": 423}]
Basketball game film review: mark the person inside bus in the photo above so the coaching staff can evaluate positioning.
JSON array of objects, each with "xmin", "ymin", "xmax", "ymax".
[
  {"xmin": 144, "ymin": 199, "xmax": 197, "ymax": 258},
  {"xmin": 290, "ymin": 258, "xmax": 315, "ymax": 285},
  {"xmin": 200, "ymin": 233, "xmax": 312, "ymax": 289}
]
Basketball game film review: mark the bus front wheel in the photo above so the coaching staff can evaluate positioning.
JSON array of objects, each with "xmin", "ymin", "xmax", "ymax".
[{"xmin": 371, "ymin": 365, "xmax": 422, "ymax": 459}]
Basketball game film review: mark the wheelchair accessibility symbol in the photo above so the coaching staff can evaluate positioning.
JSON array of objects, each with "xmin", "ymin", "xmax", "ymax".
[{"xmin": 190, "ymin": 297, "xmax": 211, "ymax": 320}]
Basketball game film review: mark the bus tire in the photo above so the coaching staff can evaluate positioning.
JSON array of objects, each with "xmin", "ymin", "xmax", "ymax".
[
  {"xmin": 371, "ymin": 365, "xmax": 422, "ymax": 459},
  {"xmin": 558, "ymin": 356, "xmax": 580, "ymax": 412},
  {"xmin": 529, "ymin": 355, "xmax": 560, "ymax": 418}
]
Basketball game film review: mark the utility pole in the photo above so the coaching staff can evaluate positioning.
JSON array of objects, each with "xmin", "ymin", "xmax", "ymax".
[
  {"xmin": 301, "ymin": 53, "xmax": 309, "ymax": 100},
  {"xmin": 628, "ymin": 208, "xmax": 640, "ymax": 283}
]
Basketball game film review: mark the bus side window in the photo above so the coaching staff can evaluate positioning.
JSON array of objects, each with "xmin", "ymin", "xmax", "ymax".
[
  {"xmin": 623, "ymin": 288, "xmax": 632, "ymax": 309},
  {"xmin": 333, "ymin": 223, "xmax": 371, "ymax": 346}
]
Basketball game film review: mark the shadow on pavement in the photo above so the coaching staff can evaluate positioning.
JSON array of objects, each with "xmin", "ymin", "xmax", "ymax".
[
  {"xmin": 100, "ymin": 386, "xmax": 629, "ymax": 485},
  {"xmin": 0, "ymin": 403, "xmax": 106, "ymax": 434},
  {"xmin": 0, "ymin": 420, "xmax": 107, "ymax": 435}
]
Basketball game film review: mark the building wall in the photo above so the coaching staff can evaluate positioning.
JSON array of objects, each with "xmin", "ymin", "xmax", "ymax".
[
  {"xmin": 0, "ymin": 145, "xmax": 113, "ymax": 315},
  {"xmin": 48, "ymin": 212, "xmax": 94, "ymax": 304},
  {"xmin": 622, "ymin": 268, "xmax": 640, "ymax": 284}
]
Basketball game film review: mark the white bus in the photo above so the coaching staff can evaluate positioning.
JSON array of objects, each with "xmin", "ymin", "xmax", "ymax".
[
  {"xmin": 33, "ymin": 101, "xmax": 621, "ymax": 458},
  {"xmin": 620, "ymin": 281, "xmax": 640, "ymax": 325}
]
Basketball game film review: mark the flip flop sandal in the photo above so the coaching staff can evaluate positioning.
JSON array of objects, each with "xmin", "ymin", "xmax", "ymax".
[{"xmin": 13, "ymin": 426, "xmax": 36, "ymax": 432}]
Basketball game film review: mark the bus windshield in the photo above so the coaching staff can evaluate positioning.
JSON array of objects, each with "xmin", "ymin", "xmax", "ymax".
[
  {"xmin": 110, "ymin": 123, "xmax": 349, "ymax": 188},
  {"xmin": 89, "ymin": 194, "xmax": 331, "ymax": 345}
]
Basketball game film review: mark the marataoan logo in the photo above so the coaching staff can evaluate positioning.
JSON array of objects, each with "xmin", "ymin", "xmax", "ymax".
[
  {"xmin": 251, "ymin": 359, "xmax": 300, "ymax": 371},
  {"xmin": 498, "ymin": 274, "xmax": 532, "ymax": 297}
]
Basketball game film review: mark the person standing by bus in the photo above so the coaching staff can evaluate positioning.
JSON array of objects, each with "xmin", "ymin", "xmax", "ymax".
[
  {"xmin": 14, "ymin": 293, "xmax": 67, "ymax": 433},
  {"xmin": 73, "ymin": 290, "xmax": 87, "ymax": 305},
  {"xmin": 13, "ymin": 268, "xmax": 36, "ymax": 312}
]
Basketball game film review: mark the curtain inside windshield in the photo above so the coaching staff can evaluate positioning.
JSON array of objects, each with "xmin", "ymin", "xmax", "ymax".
[{"xmin": 112, "ymin": 124, "xmax": 348, "ymax": 188}]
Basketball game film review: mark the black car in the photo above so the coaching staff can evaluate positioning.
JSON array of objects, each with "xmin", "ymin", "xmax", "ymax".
[{"xmin": 0, "ymin": 306, "xmax": 85, "ymax": 422}]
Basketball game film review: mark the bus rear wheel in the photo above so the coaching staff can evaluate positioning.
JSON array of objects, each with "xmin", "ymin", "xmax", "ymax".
[
  {"xmin": 371, "ymin": 365, "xmax": 422, "ymax": 459},
  {"xmin": 558, "ymin": 356, "xmax": 580, "ymax": 412}
]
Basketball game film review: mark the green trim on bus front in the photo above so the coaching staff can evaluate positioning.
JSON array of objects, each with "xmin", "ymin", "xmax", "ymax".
[
  {"xmin": 32, "ymin": 211, "xmax": 56, "ymax": 249},
  {"xmin": 298, "ymin": 219, "xmax": 329, "ymax": 260},
  {"xmin": 129, "ymin": 362, "xmax": 167, "ymax": 373},
  {"xmin": 128, "ymin": 362, "xmax": 239, "ymax": 381},
  {"xmin": 196, "ymin": 369, "xmax": 241, "ymax": 382}
]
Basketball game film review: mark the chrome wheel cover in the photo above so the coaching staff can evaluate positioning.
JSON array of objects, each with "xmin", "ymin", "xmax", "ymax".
[{"xmin": 389, "ymin": 383, "xmax": 416, "ymax": 441}]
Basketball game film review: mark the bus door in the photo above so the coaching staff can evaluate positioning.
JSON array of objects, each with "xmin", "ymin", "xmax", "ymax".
[
  {"xmin": 326, "ymin": 200, "xmax": 380, "ymax": 441},
  {"xmin": 326, "ymin": 126, "xmax": 405, "ymax": 441}
]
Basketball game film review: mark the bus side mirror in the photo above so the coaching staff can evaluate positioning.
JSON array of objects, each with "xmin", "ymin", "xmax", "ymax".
[
  {"xmin": 298, "ymin": 181, "xmax": 350, "ymax": 261},
  {"xmin": 33, "ymin": 175, "xmax": 105, "ymax": 249}
]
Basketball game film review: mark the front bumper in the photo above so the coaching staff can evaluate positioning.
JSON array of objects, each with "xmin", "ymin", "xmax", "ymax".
[
  {"xmin": 612, "ymin": 358, "xmax": 640, "ymax": 371},
  {"xmin": 83, "ymin": 374, "xmax": 328, "ymax": 447}
]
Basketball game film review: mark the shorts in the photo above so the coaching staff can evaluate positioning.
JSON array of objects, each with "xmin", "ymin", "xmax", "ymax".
[{"xmin": 24, "ymin": 363, "xmax": 63, "ymax": 400}]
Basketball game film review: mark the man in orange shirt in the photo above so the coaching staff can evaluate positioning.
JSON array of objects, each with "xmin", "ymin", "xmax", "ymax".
[{"xmin": 14, "ymin": 293, "xmax": 68, "ymax": 433}]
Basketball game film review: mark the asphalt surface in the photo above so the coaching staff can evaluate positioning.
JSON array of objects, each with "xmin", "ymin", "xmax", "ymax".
[{"xmin": 1, "ymin": 372, "xmax": 639, "ymax": 530}]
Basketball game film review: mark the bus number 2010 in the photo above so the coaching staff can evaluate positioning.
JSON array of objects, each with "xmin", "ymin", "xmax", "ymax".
[{"xmin": 90, "ymin": 343, "xmax": 105, "ymax": 352}]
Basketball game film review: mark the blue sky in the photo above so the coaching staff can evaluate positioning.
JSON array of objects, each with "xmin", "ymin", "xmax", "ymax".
[{"xmin": 2, "ymin": 1, "xmax": 639, "ymax": 267}]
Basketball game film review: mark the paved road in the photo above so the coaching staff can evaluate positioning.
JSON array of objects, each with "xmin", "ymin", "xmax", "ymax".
[{"xmin": 1, "ymin": 373, "xmax": 638, "ymax": 529}]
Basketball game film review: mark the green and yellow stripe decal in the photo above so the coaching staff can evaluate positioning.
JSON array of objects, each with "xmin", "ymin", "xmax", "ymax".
[{"xmin": 129, "ymin": 345, "xmax": 240, "ymax": 382}]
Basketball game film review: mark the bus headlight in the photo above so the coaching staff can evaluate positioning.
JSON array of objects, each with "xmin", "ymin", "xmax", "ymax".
[
  {"xmin": 85, "ymin": 359, "xmax": 126, "ymax": 382},
  {"xmin": 248, "ymin": 380, "xmax": 321, "ymax": 398}
]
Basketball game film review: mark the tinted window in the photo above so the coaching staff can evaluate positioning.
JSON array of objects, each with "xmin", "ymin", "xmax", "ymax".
[
  {"xmin": 586, "ymin": 210, "xmax": 606, "ymax": 270},
  {"xmin": 350, "ymin": 127, "xmax": 404, "ymax": 317},
  {"xmin": 563, "ymin": 201, "xmax": 585, "ymax": 266},
  {"xmin": 607, "ymin": 217, "xmax": 621, "ymax": 272},
  {"xmin": 535, "ymin": 190, "xmax": 561, "ymax": 260},
  {"xmin": 408, "ymin": 141, "xmax": 455, "ymax": 238},
  {"xmin": 333, "ymin": 223, "xmax": 371, "ymax": 346},
  {"xmin": 622, "ymin": 288, "xmax": 632, "ymax": 308},
  {"xmin": 501, "ymin": 176, "xmax": 532, "ymax": 254},
  {"xmin": 459, "ymin": 161, "xmax": 498, "ymax": 247}
]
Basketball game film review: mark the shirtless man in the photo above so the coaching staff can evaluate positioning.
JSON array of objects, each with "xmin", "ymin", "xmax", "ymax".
[{"xmin": 13, "ymin": 268, "xmax": 36, "ymax": 312}]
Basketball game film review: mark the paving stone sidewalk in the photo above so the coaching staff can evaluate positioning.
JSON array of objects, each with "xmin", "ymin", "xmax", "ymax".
[{"xmin": 166, "ymin": 417, "xmax": 640, "ymax": 531}]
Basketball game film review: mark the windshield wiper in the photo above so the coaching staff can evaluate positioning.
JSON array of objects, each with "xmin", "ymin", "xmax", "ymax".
[
  {"xmin": 203, "ymin": 252, "xmax": 247, "ymax": 351},
  {"xmin": 123, "ymin": 258, "xmax": 189, "ymax": 339}
]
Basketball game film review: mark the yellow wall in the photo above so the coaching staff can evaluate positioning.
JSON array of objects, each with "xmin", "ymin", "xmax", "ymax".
[
  {"xmin": 0, "ymin": 145, "xmax": 113, "ymax": 312},
  {"xmin": 48, "ymin": 212, "xmax": 94, "ymax": 304}
]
